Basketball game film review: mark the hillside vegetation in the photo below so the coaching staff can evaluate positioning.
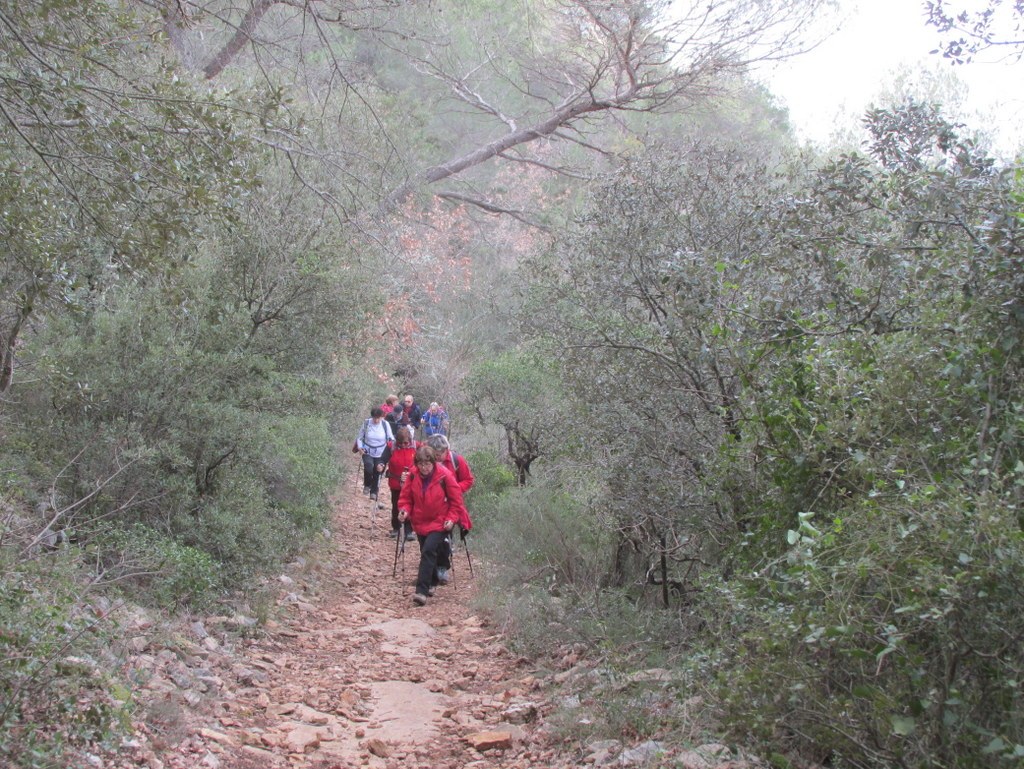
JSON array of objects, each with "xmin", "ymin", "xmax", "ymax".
[{"xmin": 1, "ymin": 1, "xmax": 1021, "ymax": 767}]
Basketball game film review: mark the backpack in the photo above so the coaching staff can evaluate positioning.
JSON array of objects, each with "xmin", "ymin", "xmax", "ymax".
[
  {"xmin": 359, "ymin": 418, "xmax": 393, "ymax": 451},
  {"xmin": 438, "ymin": 471, "xmax": 471, "ymax": 533}
]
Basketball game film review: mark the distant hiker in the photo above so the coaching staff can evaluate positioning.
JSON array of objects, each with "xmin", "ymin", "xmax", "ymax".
[
  {"xmin": 381, "ymin": 394, "xmax": 399, "ymax": 416},
  {"xmin": 422, "ymin": 401, "xmax": 449, "ymax": 437},
  {"xmin": 385, "ymin": 402, "xmax": 404, "ymax": 433},
  {"xmin": 386, "ymin": 427, "xmax": 417, "ymax": 541},
  {"xmin": 398, "ymin": 446, "xmax": 468, "ymax": 606},
  {"xmin": 402, "ymin": 394, "xmax": 422, "ymax": 438},
  {"xmin": 424, "ymin": 433, "xmax": 474, "ymax": 584},
  {"xmin": 356, "ymin": 407, "xmax": 393, "ymax": 500}
]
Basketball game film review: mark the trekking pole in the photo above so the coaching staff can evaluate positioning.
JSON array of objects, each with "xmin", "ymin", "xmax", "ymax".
[
  {"xmin": 460, "ymin": 526, "xmax": 475, "ymax": 579},
  {"xmin": 394, "ymin": 514, "xmax": 408, "ymax": 595},
  {"xmin": 445, "ymin": 530, "xmax": 457, "ymax": 593},
  {"xmin": 392, "ymin": 519, "xmax": 403, "ymax": 578},
  {"xmin": 400, "ymin": 529, "xmax": 407, "ymax": 595}
]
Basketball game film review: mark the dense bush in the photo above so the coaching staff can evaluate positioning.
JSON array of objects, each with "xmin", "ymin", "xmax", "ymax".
[
  {"xmin": 705, "ymin": 488, "xmax": 1024, "ymax": 767},
  {"xmin": 3, "ymin": 157, "xmax": 369, "ymax": 596},
  {"xmin": 508, "ymin": 104, "xmax": 1024, "ymax": 766},
  {"xmin": 0, "ymin": 549, "xmax": 130, "ymax": 769},
  {"xmin": 462, "ymin": 449, "xmax": 516, "ymax": 512},
  {"xmin": 475, "ymin": 480, "xmax": 609, "ymax": 593}
]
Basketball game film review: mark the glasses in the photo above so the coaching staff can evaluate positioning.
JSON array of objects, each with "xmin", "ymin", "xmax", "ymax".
[{"xmin": 414, "ymin": 460, "xmax": 433, "ymax": 467}]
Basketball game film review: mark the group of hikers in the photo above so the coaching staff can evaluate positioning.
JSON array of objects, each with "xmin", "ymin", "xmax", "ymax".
[{"xmin": 354, "ymin": 394, "xmax": 474, "ymax": 606}]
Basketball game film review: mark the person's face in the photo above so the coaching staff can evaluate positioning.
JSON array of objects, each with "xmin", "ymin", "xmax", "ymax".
[
  {"xmin": 415, "ymin": 459, "xmax": 434, "ymax": 474},
  {"xmin": 404, "ymin": 397, "xmax": 413, "ymax": 407}
]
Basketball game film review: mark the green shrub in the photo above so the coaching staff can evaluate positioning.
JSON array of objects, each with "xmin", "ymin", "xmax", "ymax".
[
  {"xmin": 462, "ymin": 449, "xmax": 516, "ymax": 514},
  {"xmin": 703, "ymin": 491, "xmax": 1024, "ymax": 768},
  {"xmin": 261, "ymin": 415, "xmax": 338, "ymax": 533},
  {"xmin": 86, "ymin": 524, "xmax": 222, "ymax": 609},
  {"xmin": 475, "ymin": 482, "xmax": 610, "ymax": 594},
  {"xmin": 0, "ymin": 549, "xmax": 130, "ymax": 769}
]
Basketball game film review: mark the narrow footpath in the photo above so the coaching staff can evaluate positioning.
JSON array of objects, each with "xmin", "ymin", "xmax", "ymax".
[{"xmin": 133, "ymin": 466, "xmax": 575, "ymax": 769}]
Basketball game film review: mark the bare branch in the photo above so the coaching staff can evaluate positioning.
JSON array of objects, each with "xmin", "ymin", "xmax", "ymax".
[{"xmin": 435, "ymin": 191, "xmax": 552, "ymax": 230}]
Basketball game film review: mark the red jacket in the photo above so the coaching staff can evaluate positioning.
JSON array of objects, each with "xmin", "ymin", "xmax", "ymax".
[
  {"xmin": 386, "ymin": 445, "xmax": 417, "ymax": 491},
  {"xmin": 398, "ymin": 464, "xmax": 469, "ymax": 535},
  {"xmin": 437, "ymin": 452, "xmax": 473, "ymax": 531},
  {"xmin": 438, "ymin": 451, "xmax": 474, "ymax": 495}
]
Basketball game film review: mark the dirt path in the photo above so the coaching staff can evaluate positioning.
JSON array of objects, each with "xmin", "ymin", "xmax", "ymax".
[{"xmin": 130, "ymin": 470, "xmax": 573, "ymax": 769}]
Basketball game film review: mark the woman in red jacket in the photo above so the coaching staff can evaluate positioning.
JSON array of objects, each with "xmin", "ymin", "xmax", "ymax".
[
  {"xmin": 386, "ymin": 427, "xmax": 417, "ymax": 541},
  {"xmin": 398, "ymin": 446, "xmax": 468, "ymax": 606}
]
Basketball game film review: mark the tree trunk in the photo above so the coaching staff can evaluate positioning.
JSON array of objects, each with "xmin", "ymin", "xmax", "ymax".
[{"xmin": 0, "ymin": 289, "xmax": 36, "ymax": 394}]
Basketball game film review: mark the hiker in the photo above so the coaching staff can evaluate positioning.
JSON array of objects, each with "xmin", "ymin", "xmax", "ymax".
[
  {"xmin": 422, "ymin": 401, "xmax": 449, "ymax": 437},
  {"xmin": 424, "ymin": 433, "xmax": 474, "ymax": 584},
  {"xmin": 398, "ymin": 446, "xmax": 468, "ymax": 606},
  {"xmin": 424, "ymin": 434, "xmax": 474, "ymax": 497},
  {"xmin": 386, "ymin": 427, "xmax": 417, "ymax": 541},
  {"xmin": 356, "ymin": 407, "xmax": 393, "ymax": 500},
  {"xmin": 381, "ymin": 394, "xmax": 399, "ymax": 416},
  {"xmin": 384, "ymin": 402, "xmax": 404, "ymax": 433},
  {"xmin": 401, "ymin": 394, "xmax": 422, "ymax": 438}
]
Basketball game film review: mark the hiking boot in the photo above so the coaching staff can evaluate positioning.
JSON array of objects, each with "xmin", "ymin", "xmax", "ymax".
[
  {"xmin": 427, "ymin": 587, "xmax": 436, "ymax": 597},
  {"xmin": 388, "ymin": 529, "xmax": 399, "ymax": 538},
  {"xmin": 405, "ymin": 532, "xmax": 416, "ymax": 541},
  {"xmin": 436, "ymin": 568, "xmax": 450, "ymax": 585},
  {"xmin": 369, "ymin": 492, "xmax": 377, "ymax": 501},
  {"xmin": 362, "ymin": 486, "xmax": 371, "ymax": 496},
  {"xmin": 412, "ymin": 593, "xmax": 427, "ymax": 606}
]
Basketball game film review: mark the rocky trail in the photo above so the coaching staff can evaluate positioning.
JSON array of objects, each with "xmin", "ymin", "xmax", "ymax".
[
  {"xmin": 115, "ymin": 469, "xmax": 578, "ymax": 769},
  {"xmin": 96, "ymin": 469, "xmax": 749, "ymax": 769}
]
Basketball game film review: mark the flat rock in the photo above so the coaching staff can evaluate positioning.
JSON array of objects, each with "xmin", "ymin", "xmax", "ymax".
[{"xmin": 465, "ymin": 730, "xmax": 513, "ymax": 751}]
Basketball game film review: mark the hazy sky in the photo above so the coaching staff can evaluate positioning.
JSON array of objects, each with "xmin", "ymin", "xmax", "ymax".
[{"xmin": 760, "ymin": 0, "xmax": 1024, "ymax": 155}]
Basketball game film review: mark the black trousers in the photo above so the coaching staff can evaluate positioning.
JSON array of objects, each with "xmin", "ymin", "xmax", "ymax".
[
  {"xmin": 390, "ymin": 487, "xmax": 413, "ymax": 535},
  {"xmin": 361, "ymin": 453, "xmax": 385, "ymax": 495},
  {"xmin": 414, "ymin": 531, "xmax": 451, "ymax": 596}
]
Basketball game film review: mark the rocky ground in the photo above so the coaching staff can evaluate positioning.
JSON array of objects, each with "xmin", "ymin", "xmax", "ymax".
[
  {"xmin": 92, "ymin": 470, "xmax": 748, "ymax": 769},
  {"xmin": 102, "ymin": 471, "xmax": 583, "ymax": 769}
]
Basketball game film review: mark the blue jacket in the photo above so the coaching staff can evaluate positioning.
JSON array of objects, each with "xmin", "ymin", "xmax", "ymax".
[{"xmin": 423, "ymin": 408, "xmax": 448, "ymax": 437}]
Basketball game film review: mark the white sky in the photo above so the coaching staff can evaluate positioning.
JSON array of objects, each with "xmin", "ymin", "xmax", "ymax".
[{"xmin": 759, "ymin": 0, "xmax": 1024, "ymax": 156}]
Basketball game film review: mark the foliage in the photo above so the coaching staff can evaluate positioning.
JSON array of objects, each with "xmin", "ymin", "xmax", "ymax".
[
  {"xmin": 474, "ymin": 478, "xmax": 611, "ymax": 597},
  {"xmin": 926, "ymin": 0, "xmax": 1024, "ymax": 64},
  {"xmin": 463, "ymin": 348, "xmax": 569, "ymax": 483},
  {"xmin": 461, "ymin": 449, "xmax": 517, "ymax": 512},
  {"xmin": 169, "ymin": 0, "xmax": 830, "ymax": 214},
  {"xmin": 5, "ymin": 158, "xmax": 368, "ymax": 595},
  {"xmin": 511, "ymin": 102, "xmax": 1024, "ymax": 766},
  {"xmin": 85, "ymin": 525, "xmax": 221, "ymax": 610},
  {"xmin": 0, "ymin": 548, "xmax": 131, "ymax": 768},
  {"xmin": 0, "ymin": 0, "xmax": 258, "ymax": 393},
  {"xmin": 520, "ymin": 136, "xmax": 790, "ymax": 593},
  {"xmin": 708, "ymin": 491, "xmax": 1024, "ymax": 768}
]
